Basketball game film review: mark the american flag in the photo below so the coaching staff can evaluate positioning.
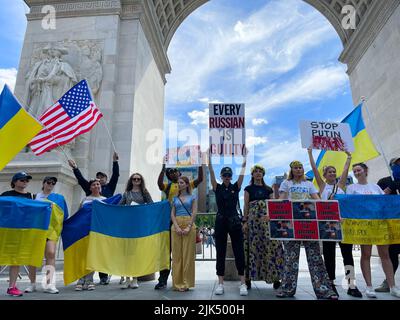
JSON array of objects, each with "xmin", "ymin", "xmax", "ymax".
[{"xmin": 30, "ymin": 80, "xmax": 103, "ymax": 155}]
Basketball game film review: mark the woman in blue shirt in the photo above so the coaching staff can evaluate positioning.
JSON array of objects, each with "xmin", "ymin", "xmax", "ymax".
[{"xmin": 171, "ymin": 176, "xmax": 197, "ymax": 292}]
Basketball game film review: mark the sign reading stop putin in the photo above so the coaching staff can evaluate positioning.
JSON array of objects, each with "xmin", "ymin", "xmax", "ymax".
[
  {"xmin": 209, "ymin": 103, "xmax": 245, "ymax": 157},
  {"xmin": 299, "ymin": 120, "xmax": 354, "ymax": 152}
]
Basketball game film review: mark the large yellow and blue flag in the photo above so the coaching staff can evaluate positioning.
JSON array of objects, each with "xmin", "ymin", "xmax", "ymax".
[
  {"xmin": 309, "ymin": 104, "xmax": 379, "ymax": 181},
  {"xmin": 61, "ymin": 195, "xmax": 121, "ymax": 285},
  {"xmin": 45, "ymin": 193, "xmax": 69, "ymax": 242},
  {"xmin": 0, "ymin": 85, "xmax": 43, "ymax": 171},
  {"xmin": 0, "ymin": 197, "xmax": 52, "ymax": 266},
  {"xmin": 87, "ymin": 200, "xmax": 171, "ymax": 278},
  {"xmin": 336, "ymin": 194, "xmax": 400, "ymax": 245}
]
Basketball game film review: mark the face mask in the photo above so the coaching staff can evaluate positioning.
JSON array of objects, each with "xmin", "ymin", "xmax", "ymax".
[{"xmin": 391, "ymin": 164, "xmax": 400, "ymax": 180}]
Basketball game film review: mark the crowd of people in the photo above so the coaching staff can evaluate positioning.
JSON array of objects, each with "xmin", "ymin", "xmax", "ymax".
[{"xmin": 1, "ymin": 149, "xmax": 400, "ymax": 299}]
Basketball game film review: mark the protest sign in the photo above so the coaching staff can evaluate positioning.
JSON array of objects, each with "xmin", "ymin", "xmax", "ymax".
[
  {"xmin": 300, "ymin": 120, "xmax": 354, "ymax": 151},
  {"xmin": 209, "ymin": 103, "xmax": 245, "ymax": 156},
  {"xmin": 268, "ymin": 200, "xmax": 342, "ymax": 241},
  {"xmin": 166, "ymin": 145, "xmax": 201, "ymax": 167}
]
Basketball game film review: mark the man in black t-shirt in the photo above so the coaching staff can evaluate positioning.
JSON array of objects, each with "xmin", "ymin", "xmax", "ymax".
[
  {"xmin": 375, "ymin": 157, "xmax": 400, "ymax": 293},
  {"xmin": 0, "ymin": 171, "xmax": 34, "ymax": 297}
]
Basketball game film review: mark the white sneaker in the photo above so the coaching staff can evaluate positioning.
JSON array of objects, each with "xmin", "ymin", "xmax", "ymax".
[
  {"xmin": 215, "ymin": 284, "xmax": 224, "ymax": 295},
  {"xmin": 390, "ymin": 286, "xmax": 400, "ymax": 298},
  {"xmin": 365, "ymin": 286, "xmax": 377, "ymax": 298},
  {"xmin": 43, "ymin": 285, "xmax": 59, "ymax": 294},
  {"xmin": 239, "ymin": 284, "xmax": 248, "ymax": 296},
  {"xmin": 24, "ymin": 284, "xmax": 36, "ymax": 293},
  {"xmin": 121, "ymin": 278, "xmax": 131, "ymax": 289},
  {"xmin": 130, "ymin": 278, "xmax": 139, "ymax": 289}
]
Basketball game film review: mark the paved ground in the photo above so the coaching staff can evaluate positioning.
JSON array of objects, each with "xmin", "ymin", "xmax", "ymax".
[{"xmin": 0, "ymin": 248, "xmax": 399, "ymax": 300}]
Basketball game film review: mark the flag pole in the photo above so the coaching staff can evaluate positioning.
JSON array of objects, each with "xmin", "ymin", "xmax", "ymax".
[
  {"xmin": 101, "ymin": 117, "xmax": 117, "ymax": 152},
  {"xmin": 86, "ymin": 81, "xmax": 117, "ymax": 153},
  {"xmin": 361, "ymin": 96, "xmax": 393, "ymax": 179}
]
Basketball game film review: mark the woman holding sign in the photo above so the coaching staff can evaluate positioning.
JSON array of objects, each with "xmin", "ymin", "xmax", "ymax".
[
  {"xmin": 308, "ymin": 148, "xmax": 362, "ymax": 298},
  {"xmin": 277, "ymin": 160, "xmax": 338, "ymax": 300},
  {"xmin": 243, "ymin": 164, "xmax": 283, "ymax": 290},
  {"xmin": 346, "ymin": 163, "xmax": 400, "ymax": 298}
]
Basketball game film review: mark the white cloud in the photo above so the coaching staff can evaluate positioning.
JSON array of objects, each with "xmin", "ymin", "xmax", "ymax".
[
  {"xmin": 188, "ymin": 108, "xmax": 208, "ymax": 126},
  {"xmin": 252, "ymin": 118, "xmax": 268, "ymax": 126},
  {"xmin": 166, "ymin": 0, "xmax": 338, "ymax": 104},
  {"xmin": 247, "ymin": 64, "xmax": 348, "ymax": 117},
  {"xmin": 258, "ymin": 139, "xmax": 308, "ymax": 169},
  {"xmin": 0, "ymin": 68, "xmax": 17, "ymax": 92},
  {"xmin": 246, "ymin": 136, "xmax": 268, "ymax": 147}
]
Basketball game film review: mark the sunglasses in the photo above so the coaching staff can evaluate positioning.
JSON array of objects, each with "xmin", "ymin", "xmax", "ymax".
[
  {"xmin": 18, "ymin": 179, "xmax": 29, "ymax": 183},
  {"xmin": 46, "ymin": 181, "xmax": 56, "ymax": 185},
  {"xmin": 222, "ymin": 174, "xmax": 232, "ymax": 178},
  {"xmin": 132, "ymin": 178, "xmax": 142, "ymax": 181}
]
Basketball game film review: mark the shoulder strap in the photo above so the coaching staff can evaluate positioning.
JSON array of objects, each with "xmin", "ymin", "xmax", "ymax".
[
  {"xmin": 328, "ymin": 183, "xmax": 339, "ymax": 200},
  {"xmin": 177, "ymin": 196, "xmax": 192, "ymax": 216}
]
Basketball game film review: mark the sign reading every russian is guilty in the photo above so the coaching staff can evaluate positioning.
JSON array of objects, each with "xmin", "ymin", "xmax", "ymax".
[
  {"xmin": 209, "ymin": 103, "xmax": 245, "ymax": 156},
  {"xmin": 299, "ymin": 120, "xmax": 354, "ymax": 152}
]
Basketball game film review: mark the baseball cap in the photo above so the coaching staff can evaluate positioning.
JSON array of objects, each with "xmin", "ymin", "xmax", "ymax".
[
  {"xmin": 390, "ymin": 157, "xmax": 400, "ymax": 166},
  {"xmin": 96, "ymin": 171, "xmax": 107, "ymax": 178},
  {"xmin": 220, "ymin": 167, "xmax": 233, "ymax": 176},
  {"xmin": 12, "ymin": 172, "xmax": 32, "ymax": 182},
  {"xmin": 43, "ymin": 176, "xmax": 57, "ymax": 183}
]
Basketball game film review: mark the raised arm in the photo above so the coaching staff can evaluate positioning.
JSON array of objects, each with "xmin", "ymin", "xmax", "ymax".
[
  {"xmin": 68, "ymin": 159, "xmax": 91, "ymax": 196},
  {"xmin": 208, "ymin": 149, "xmax": 217, "ymax": 191},
  {"xmin": 236, "ymin": 149, "xmax": 248, "ymax": 189},
  {"xmin": 107, "ymin": 152, "xmax": 120, "ymax": 195},
  {"xmin": 193, "ymin": 165, "xmax": 204, "ymax": 188},
  {"xmin": 307, "ymin": 147, "xmax": 325, "ymax": 191},
  {"xmin": 158, "ymin": 155, "xmax": 167, "ymax": 191},
  {"xmin": 337, "ymin": 151, "xmax": 352, "ymax": 190}
]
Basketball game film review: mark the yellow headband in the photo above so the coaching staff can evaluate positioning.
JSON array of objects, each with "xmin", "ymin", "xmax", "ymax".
[
  {"xmin": 290, "ymin": 160, "xmax": 303, "ymax": 168},
  {"xmin": 251, "ymin": 164, "xmax": 265, "ymax": 175}
]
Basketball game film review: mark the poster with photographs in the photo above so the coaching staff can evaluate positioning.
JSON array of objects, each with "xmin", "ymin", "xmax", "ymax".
[{"xmin": 268, "ymin": 200, "xmax": 342, "ymax": 241}]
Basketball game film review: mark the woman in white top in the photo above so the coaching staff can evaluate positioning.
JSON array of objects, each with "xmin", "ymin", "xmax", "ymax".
[
  {"xmin": 277, "ymin": 160, "xmax": 338, "ymax": 299},
  {"xmin": 347, "ymin": 163, "xmax": 400, "ymax": 298},
  {"xmin": 25, "ymin": 176, "xmax": 67, "ymax": 294},
  {"xmin": 75, "ymin": 179, "xmax": 106, "ymax": 291},
  {"xmin": 308, "ymin": 148, "xmax": 362, "ymax": 298}
]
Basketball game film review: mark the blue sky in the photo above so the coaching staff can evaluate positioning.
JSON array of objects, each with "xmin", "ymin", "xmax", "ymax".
[
  {"xmin": 0, "ymin": 0, "xmax": 355, "ymax": 190},
  {"xmin": 164, "ymin": 0, "xmax": 355, "ymax": 188}
]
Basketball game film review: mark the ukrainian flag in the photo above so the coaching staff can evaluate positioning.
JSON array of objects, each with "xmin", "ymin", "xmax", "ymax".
[
  {"xmin": 87, "ymin": 200, "xmax": 171, "ymax": 277},
  {"xmin": 0, "ymin": 85, "xmax": 43, "ymax": 171},
  {"xmin": 335, "ymin": 194, "xmax": 400, "ymax": 245},
  {"xmin": 0, "ymin": 197, "xmax": 52, "ymax": 266},
  {"xmin": 62, "ymin": 195, "xmax": 121, "ymax": 285},
  {"xmin": 45, "ymin": 193, "xmax": 69, "ymax": 242},
  {"xmin": 311, "ymin": 104, "xmax": 379, "ymax": 180}
]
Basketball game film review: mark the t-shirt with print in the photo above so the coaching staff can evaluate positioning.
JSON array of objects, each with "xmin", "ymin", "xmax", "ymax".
[
  {"xmin": 279, "ymin": 179, "xmax": 318, "ymax": 200},
  {"xmin": 346, "ymin": 183, "xmax": 384, "ymax": 195},
  {"xmin": 173, "ymin": 194, "xmax": 196, "ymax": 217},
  {"xmin": 163, "ymin": 180, "xmax": 195, "ymax": 203}
]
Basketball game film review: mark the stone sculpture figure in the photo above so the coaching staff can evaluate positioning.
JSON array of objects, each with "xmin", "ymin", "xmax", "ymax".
[{"xmin": 25, "ymin": 43, "xmax": 78, "ymax": 118}]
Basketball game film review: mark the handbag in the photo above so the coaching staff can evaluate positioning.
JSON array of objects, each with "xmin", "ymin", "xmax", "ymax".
[{"xmin": 177, "ymin": 196, "xmax": 200, "ymax": 243}]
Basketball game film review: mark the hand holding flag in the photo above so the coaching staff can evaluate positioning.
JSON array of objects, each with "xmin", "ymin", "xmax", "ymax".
[{"xmin": 30, "ymin": 80, "xmax": 103, "ymax": 155}]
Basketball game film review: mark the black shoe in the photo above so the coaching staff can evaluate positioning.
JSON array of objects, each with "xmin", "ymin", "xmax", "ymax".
[
  {"xmin": 273, "ymin": 280, "xmax": 281, "ymax": 290},
  {"xmin": 347, "ymin": 287, "xmax": 363, "ymax": 298},
  {"xmin": 245, "ymin": 279, "xmax": 251, "ymax": 290},
  {"xmin": 332, "ymin": 284, "xmax": 339, "ymax": 297},
  {"xmin": 154, "ymin": 282, "xmax": 166, "ymax": 290}
]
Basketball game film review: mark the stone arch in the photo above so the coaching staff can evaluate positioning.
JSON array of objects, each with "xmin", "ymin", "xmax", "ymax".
[{"xmin": 149, "ymin": 0, "xmax": 375, "ymax": 50}]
